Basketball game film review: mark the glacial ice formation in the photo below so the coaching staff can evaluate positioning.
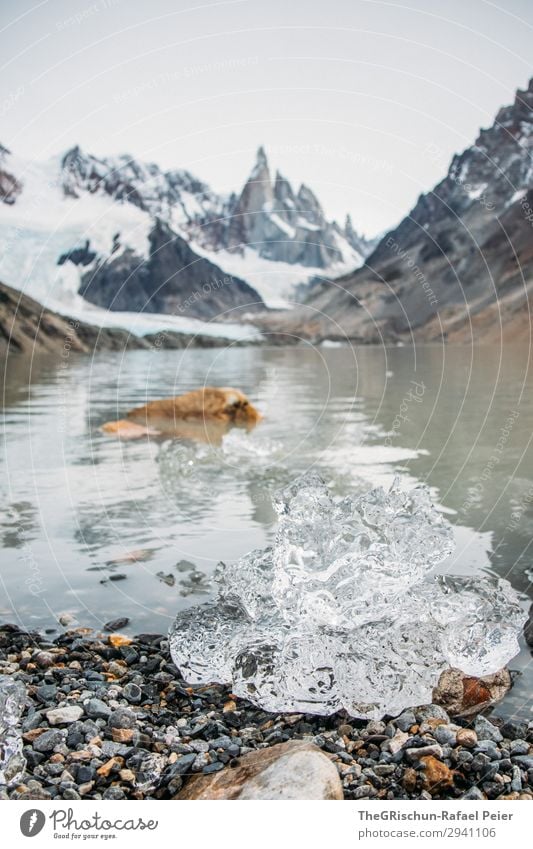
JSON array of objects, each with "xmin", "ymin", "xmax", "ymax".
[
  {"xmin": 0, "ymin": 675, "xmax": 26, "ymax": 785},
  {"xmin": 169, "ymin": 475, "xmax": 526, "ymax": 718}
]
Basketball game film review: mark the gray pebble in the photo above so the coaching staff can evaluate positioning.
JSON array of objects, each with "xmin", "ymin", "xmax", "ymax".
[
  {"xmin": 168, "ymin": 754, "xmax": 196, "ymax": 777},
  {"xmin": 108, "ymin": 707, "xmax": 137, "ymax": 729},
  {"xmin": 509, "ymin": 739, "xmax": 529, "ymax": 755},
  {"xmin": 396, "ymin": 712, "xmax": 416, "ymax": 732},
  {"xmin": 501, "ymin": 719, "xmax": 528, "ymax": 740},
  {"xmin": 84, "ymin": 698, "xmax": 111, "ymax": 720},
  {"xmin": 471, "ymin": 753, "xmax": 491, "ymax": 771},
  {"xmin": 461, "ymin": 786, "xmax": 485, "ymax": 800},
  {"xmin": 415, "ymin": 705, "xmax": 450, "ymax": 723},
  {"xmin": 36, "ymin": 684, "xmax": 57, "ymax": 704},
  {"xmin": 123, "ymin": 683, "xmax": 142, "ymax": 704},
  {"xmin": 102, "ymin": 787, "xmax": 126, "ymax": 800},
  {"xmin": 33, "ymin": 730, "xmax": 66, "ymax": 753},
  {"xmin": 406, "ymin": 744, "xmax": 443, "ymax": 761},
  {"xmin": 209, "ymin": 735, "xmax": 233, "ymax": 750},
  {"xmin": 511, "ymin": 755, "xmax": 533, "ymax": 770},
  {"xmin": 62, "ymin": 789, "xmax": 81, "ymax": 800},
  {"xmin": 192, "ymin": 752, "xmax": 210, "ymax": 771},
  {"xmin": 190, "ymin": 740, "xmax": 209, "ymax": 753},
  {"xmin": 511, "ymin": 765, "xmax": 522, "ymax": 792},
  {"xmin": 474, "ymin": 716, "xmax": 503, "ymax": 743},
  {"xmin": 101, "ymin": 741, "xmax": 128, "ymax": 758},
  {"xmin": 433, "ymin": 726, "xmax": 457, "ymax": 746},
  {"xmin": 202, "ymin": 762, "xmax": 224, "ymax": 774},
  {"xmin": 476, "ymin": 740, "xmax": 501, "ymax": 760},
  {"xmin": 353, "ymin": 785, "xmax": 375, "ymax": 798}
]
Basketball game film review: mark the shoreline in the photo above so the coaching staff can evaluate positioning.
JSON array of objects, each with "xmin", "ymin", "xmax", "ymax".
[{"xmin": 1, "ymin": 624, "xmax": 531, "ymax": 801}]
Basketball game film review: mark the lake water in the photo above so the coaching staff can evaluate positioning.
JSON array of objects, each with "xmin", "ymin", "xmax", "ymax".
[{"xmin": 1, "ymin": 343, "xmax": 532, "ymax": 718}]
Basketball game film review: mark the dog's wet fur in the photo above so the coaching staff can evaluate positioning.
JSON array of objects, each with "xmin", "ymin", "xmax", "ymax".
[{"xmin": 101, "ymin": 387, "xmax": 261, "ymax": 441}]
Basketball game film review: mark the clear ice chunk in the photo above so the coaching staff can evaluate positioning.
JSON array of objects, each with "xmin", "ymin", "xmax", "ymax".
[
  {"xmin": 169, "ymin": 475, "xmax": 527, "ymax": 718},
  {"xmin": 0, "ymin": 675, "xmax": 27, "ymax": 786},
  {"xmin": 135, "ymin": 752, "xmax": 167, "ymax": 792}
]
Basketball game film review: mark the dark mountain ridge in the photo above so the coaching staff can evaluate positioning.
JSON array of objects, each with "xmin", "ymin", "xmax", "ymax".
[{"xmin": 279, "ymin": 78, "xmax": 533, "ymax": 343}]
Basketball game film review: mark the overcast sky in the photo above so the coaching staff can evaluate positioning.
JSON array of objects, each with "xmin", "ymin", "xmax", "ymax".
[{"xmin": 1, "ymin": 0, "xmax": 532, "ymax": 236}]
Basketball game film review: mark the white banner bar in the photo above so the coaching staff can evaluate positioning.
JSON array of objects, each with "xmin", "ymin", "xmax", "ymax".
[{"xmin": 2, "ymin": 800, "xmax": 531, "ymax": 848}]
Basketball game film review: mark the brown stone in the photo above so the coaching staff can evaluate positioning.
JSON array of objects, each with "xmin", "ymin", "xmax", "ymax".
[
  {"xmin": 456, "ymin": 728, "xmax": 478, "ymax": 748},
  {"xmin": 402, "ymin": 767, "xmax": 418, "ymax": 793},
  {"xmin": 462, "ymin": 678, "xmax": 491, "ymax": 708},
  {"xmin": 108, "ymin": 634, "xmax": 132, "ymax": 647},
  {"xmin": 433, "ymin": 667, "xmax": 511, "ymax": 717},
  {"xmin": 426, "ymin": 718, "xmax": 447, "ymax": 729},
  {"xmin": 69, "ymin": 751, "xmax": 92, "ymax": 761},
  {"xmin": 223, "ymin": 700, "xmax": 237, "ymax": 713},
  {"xmin": 111, "ymin": 727, "xmax": 135, "ymax": 743},
  {"xmin": 107, "ymin": 661, "xmax": 127, "ymax": 678},
  {"xmin": 175, "ymin": 741, "xmax": 343, "ymax": 800},
  {"xmin": 78, "ymin": 781, "xmax": 95, "ymax": 796},
  {"xmin": 22, "ymin": 728, "xmax": 46, "ymax": 743},
  {"xmin": 421, "ymin": 756, "xmax": 455, "ymax": 794},
  {"xmin": 97, "ymin": 757, "xmax": 123, "ymax": 777}
]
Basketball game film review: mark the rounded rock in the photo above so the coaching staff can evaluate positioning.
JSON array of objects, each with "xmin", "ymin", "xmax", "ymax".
[{"xmin": 456, "ymin": 728, "xmax": 478, "ymax": 748}]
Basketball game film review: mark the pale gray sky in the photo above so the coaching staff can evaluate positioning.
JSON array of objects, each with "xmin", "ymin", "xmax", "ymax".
[{"xmin": 1, "ymin": 0, "xmax": 532, "ymax": 236}]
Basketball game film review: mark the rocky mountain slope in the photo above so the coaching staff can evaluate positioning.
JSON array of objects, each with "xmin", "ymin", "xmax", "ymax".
[
  {"xmin": 0, "ymin": 281, "xmax": 143, "ymax": 356},
  {"xmin": 75, "ymin": 220, "xmax": 263, "ymax": 319},
  {"xmin": 0, "ymin": 281, "xmax": 254, "ymax": 356},
  {"xmin": 286, "ymin": 78, "xmax": 533, "ymax": 343}
]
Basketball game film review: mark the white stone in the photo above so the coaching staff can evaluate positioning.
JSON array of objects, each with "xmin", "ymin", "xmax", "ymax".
[{"xmin": 46, "ymin": 705, "xmax": 84, "ymax": 725}]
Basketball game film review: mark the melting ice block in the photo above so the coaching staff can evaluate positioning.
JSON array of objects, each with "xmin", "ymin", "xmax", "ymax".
[
  {"xmin": 0, "ymin": 675, "xmax": 26, "ymax": 785},
  {"xmin": 169, "ymin": 475, "xmax": 526, "ymax": 718}
]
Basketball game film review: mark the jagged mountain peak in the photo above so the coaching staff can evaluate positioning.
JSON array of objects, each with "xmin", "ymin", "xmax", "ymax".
[
  {"xmin": 273, "ymin": 170, "xmax": 296, "ymax": 205},
  {"xmin": 296, "ymin": 183, "xmax": 324, "ymax": 222},
  {"xmin": 55, "ymin": 142, "xmax": 370, "ymax": 270},
  {"xmin": 246, "ymin": 145, "xmax": 271, "ymax": 186},
  {"xmin": 255, "ymin": 145, "xmax": 268, "ymax": 167}
]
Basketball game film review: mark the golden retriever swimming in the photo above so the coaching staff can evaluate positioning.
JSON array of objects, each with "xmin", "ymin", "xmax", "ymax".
[{"xmin": 101, "ymin": 387, "xmax": 261, "ymax": 441}]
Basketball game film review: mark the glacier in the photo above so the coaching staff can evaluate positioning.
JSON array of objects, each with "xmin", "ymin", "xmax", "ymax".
[{"xmin": 0, "ymin": 676, "xmax": 26, "ymax": 786}]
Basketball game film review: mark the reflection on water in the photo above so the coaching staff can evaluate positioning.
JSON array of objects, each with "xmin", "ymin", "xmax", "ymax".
[{"xmin": 1, "ymin": 343, "xmax": 531, "ymax": 717}]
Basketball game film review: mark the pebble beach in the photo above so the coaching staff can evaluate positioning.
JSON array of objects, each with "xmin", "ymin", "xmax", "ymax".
[{"xmin": 1, "ymin": 623, "xmax": 532, "ymax": 801}]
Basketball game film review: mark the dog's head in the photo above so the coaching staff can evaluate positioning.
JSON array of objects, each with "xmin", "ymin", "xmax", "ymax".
[{"xmin": 221, "ymin": 388, "xmax": 262, "ymax": 426}]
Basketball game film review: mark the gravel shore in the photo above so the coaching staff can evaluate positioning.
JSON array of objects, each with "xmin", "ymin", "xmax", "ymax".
[{"xmin": 1, "ymin": 623, "xmax": 532, "ymax": 801}]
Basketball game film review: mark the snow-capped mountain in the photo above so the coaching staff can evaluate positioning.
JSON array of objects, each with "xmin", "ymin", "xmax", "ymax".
[
  {"xmin": 60, "ymin": 144, "xmax": 369, "ymax": 270},
  {"xmin": 0, "ymin": 143, "xmax": 368, "ymax": 332},
  {"xmin": 298, "ymin": 77, "xmax": 533, "ymax": 343}
]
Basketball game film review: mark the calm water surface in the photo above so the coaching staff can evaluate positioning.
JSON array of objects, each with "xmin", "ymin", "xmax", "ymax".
[{"xmin": 1, "ymin": 344, "xmax": 532, "ymax": 718}]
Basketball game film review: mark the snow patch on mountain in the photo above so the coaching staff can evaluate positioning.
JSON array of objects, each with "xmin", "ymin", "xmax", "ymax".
[{"xmin": 0, "ymin": 154, "xmax": 152, "ymax": 301}]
